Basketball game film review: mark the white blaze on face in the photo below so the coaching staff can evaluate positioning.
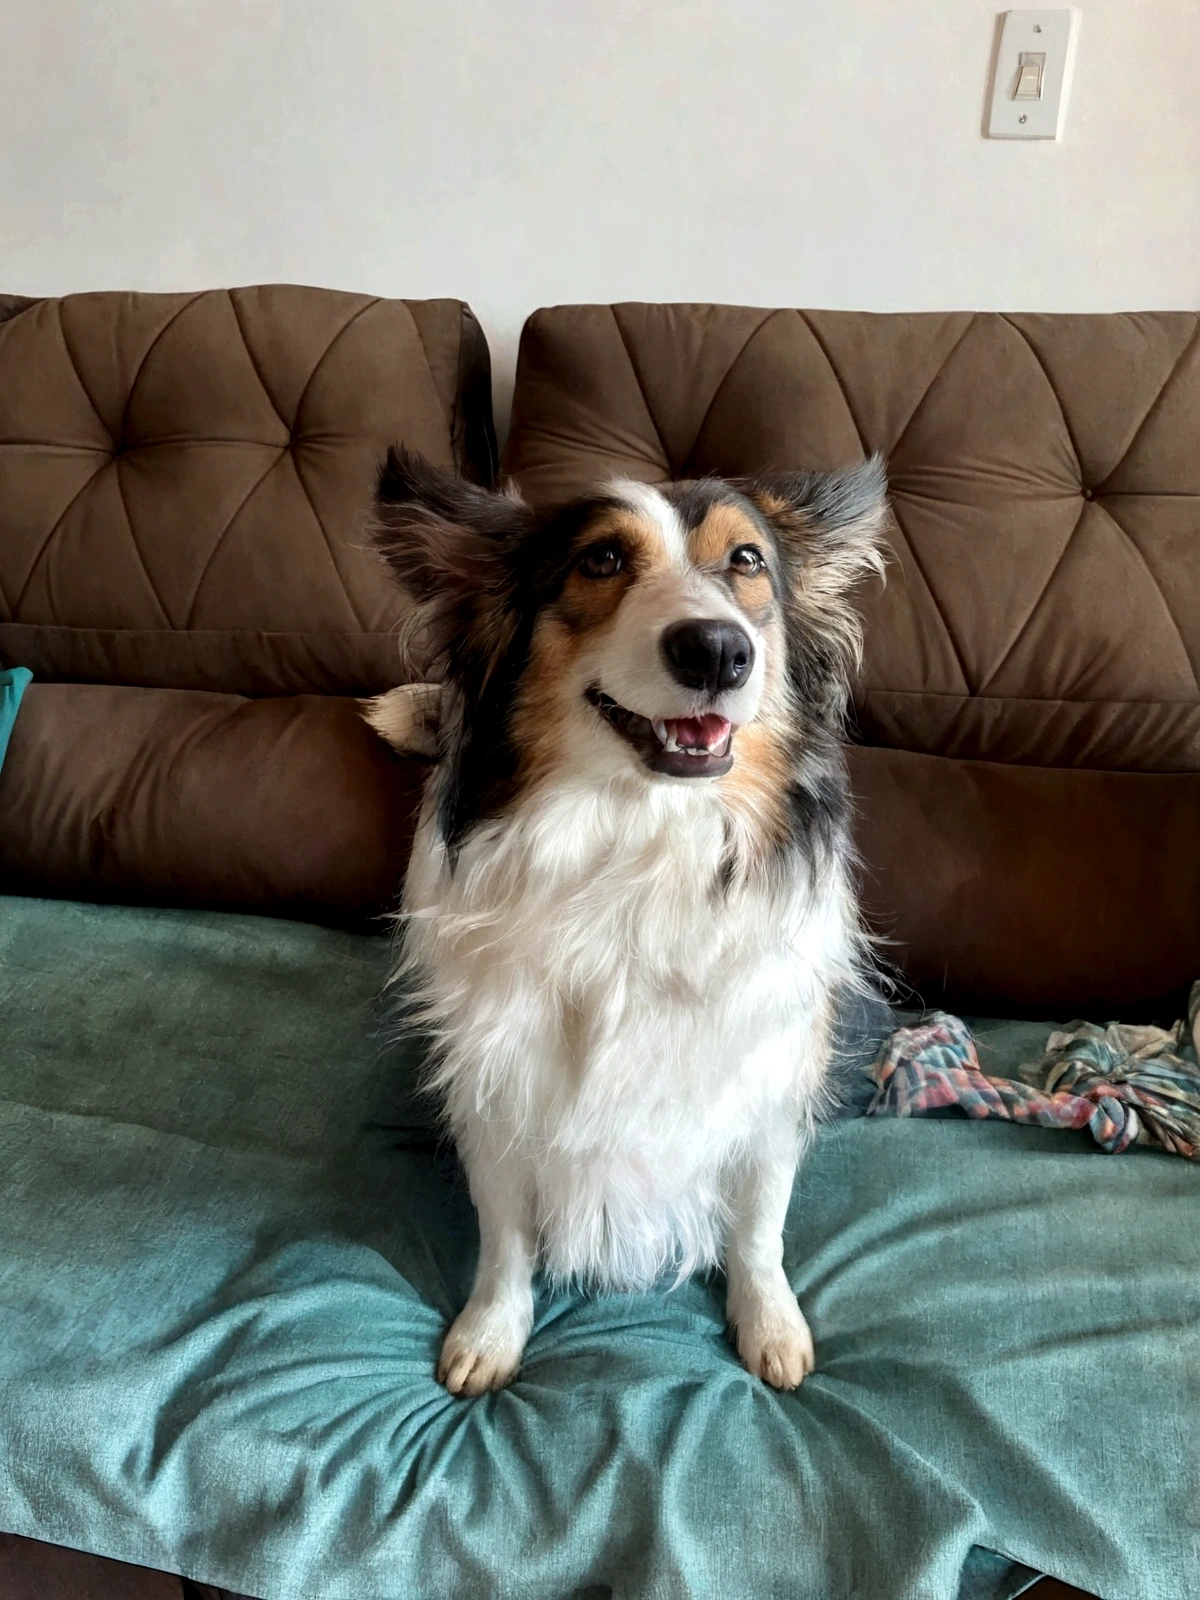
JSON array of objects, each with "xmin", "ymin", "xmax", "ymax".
[{"xmin": 609, "ymin": 479, "xmax": 690, "ymax": 569}]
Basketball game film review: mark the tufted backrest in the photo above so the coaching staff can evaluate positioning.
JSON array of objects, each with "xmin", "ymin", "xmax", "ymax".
[
  {"xmin": 0, "ymin": 285, "xmax": 494, "ymax": 922},
  {"xmin": 0, "ymin": 286, "xmax": 495, "ymax": 695},
  {"xmin": 504, "ymin": 304, "xmax": 1200, "ymax": 1012}
]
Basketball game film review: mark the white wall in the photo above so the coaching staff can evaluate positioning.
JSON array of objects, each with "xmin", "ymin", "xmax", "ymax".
[{"xmin": 4, "ymin": 0, "xmax": 1198, "ymax": 435}]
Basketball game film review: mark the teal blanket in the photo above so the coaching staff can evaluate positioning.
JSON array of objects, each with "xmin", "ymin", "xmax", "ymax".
[{"xmin": 1, "ymin": 896, "xmax": 1197, "ymax": 1599}]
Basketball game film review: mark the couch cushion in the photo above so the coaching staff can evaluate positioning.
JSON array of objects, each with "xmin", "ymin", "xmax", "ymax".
[
  {"xmin": 848, "ymin": 746, "xmax": 1200, "ymax": 1014},
  {"xmin": 0, "ymin": 287, "xmax": 495, "ymax": 696},
  {"xmin": 0, "ymin": 683, "xmax": 422, "ymax": 921},
  {"xmin": 503, "ymin": 304, "xmax": 1200, "ymax": 1009}
]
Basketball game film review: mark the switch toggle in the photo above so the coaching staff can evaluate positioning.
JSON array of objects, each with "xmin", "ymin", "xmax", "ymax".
[{"xmin": 1013, "ymin": 51, "xmax": 1045, "ymax": 99}]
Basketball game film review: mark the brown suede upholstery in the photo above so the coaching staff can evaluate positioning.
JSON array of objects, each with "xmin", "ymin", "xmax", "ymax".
[
  {"xmin": 0, "ymin": 287, "xmax": 493, "ymax": 694},
  {"xmin": 0, "ymin": 683, "xmax": 420, "ymax": 920},
  {"xmin": 0, "ymin": 287, "xmax": 490, "ymax": 917},
  {"xmin": 504, "ymin": 303, "xmax": 1200, "ymax": 1012},
  {"xmin": 848, "ymin": 746, "xmax": 1200, "ymax": 1011},
  {"xmin": 0, "ymin": 1533, "xmax": 1091, "ymax": 1600},
  {"xmin": 0, "ymin": 1531, "xmax": 247, "ymax": 1598}
]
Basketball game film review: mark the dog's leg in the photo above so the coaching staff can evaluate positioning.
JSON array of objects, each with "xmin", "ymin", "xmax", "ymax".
[
  {"xmin": 724, "ymin": 1133, "xmax": 814, "ymax": 1390},
  {"xmin": 437, "ymin": 1147, "xmax": 536, "ymax": 1397}
]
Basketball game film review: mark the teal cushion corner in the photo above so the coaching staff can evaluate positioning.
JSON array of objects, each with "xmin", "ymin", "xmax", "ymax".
[{"xmin": 0, "ymin": 665, "xmax": 31, "ymax": 773}]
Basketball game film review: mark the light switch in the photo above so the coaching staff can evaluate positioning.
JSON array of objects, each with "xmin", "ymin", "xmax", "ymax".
[
  {"xmin": 1013, "ymin": 52, "xmax": 1046, "ymax": 99},
  {"xmin": 986, "ymin": 10, "xmax": 1080, "ymax": 140}
]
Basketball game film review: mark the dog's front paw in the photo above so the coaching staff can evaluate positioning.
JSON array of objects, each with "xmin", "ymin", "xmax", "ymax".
[
  {"xmin": 437, "ymin": 1302, "xmax": 528, "ymax": 1396},
  {"xmin": 729, "ymin": 1278, "xmax": 815, "ymax": 1390}
]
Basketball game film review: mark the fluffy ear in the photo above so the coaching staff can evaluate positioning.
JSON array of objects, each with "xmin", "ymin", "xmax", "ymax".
[
  {"xmin": 742, "ymin": 455, "xmax": 889, "ymax": 608},
  {"xmin": 740, "ymin": 456, "xmax": 889, "ymax": 723},
  {"xmin": 372, "ymin": 446, "xmax": 530, "ymax": 670}
]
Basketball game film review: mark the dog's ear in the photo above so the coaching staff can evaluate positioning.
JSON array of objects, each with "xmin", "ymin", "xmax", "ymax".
[
  {"xmin": 741, "ymin": 456, "xmax": 889, "ymax": 610},
  {"xmin": 739, "ymin": 457, "xmax": 889, "ymax": 722},
  {"xmin": 373, "ymin": 446, "xmax": 530, "ymax": 671}
]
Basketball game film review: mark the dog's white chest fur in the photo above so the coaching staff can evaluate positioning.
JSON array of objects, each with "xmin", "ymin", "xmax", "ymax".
[{"xmin": 403, "ymin": 773, "xmax": 854, "ymax": 1289}]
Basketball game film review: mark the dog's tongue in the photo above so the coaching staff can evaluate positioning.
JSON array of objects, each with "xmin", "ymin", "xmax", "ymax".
[{"xmin": 668, "ymin": 714, "xmax": 731, "ymax": 751}]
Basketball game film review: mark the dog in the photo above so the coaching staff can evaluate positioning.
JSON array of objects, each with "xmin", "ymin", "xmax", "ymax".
[{"xmin": 365, "ymin": 447, "xmax": 887, "ymax": 1396}]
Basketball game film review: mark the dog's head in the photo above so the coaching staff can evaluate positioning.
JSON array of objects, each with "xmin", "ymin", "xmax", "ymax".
[{"xmin": 372, "ymin": 449, "xmax": 886, "ymax": 851}]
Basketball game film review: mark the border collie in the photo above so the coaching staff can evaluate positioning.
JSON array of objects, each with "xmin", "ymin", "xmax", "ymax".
[{"xmin": 365, "ymin": 449, "xmax": 887, "ymax": 1396}]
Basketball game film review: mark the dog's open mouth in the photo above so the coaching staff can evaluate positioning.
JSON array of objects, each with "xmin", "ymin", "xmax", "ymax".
[{"xmin": 586, "ymin": 687, "xmax": 734, "ymax": 778}]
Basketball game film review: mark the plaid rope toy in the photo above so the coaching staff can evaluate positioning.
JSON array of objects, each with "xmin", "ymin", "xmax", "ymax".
[{"xmin": 866, "ymin": 982, "xmax": 1200, "ymax": 1159}]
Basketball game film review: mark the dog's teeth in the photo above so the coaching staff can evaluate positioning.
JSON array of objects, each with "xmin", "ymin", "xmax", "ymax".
[{"xmin": 653, "ymin": 720, "xmax": 669, "ymax": 746}]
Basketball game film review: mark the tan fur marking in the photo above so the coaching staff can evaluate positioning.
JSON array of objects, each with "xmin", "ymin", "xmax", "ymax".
[
  {"xmin": 687, "ymin": 504, "xmax": 775, "ymax": 623},
  {"xmin": 717, "ymin": 716, "xmax": 795, "ymax": 861},
  {"xmin": 557, "ymin": 507, "xmax": 674, "ymax": 631},
  {"xmin": 734, "ymin": 575, "xmax": 775, "ymax": 629},
  {"xmin": 686, "ymin": 503, "xmax": 764, "ymax": 568},
  {"xmin": 557, "ymin": 567, "xmax": 634, "ymax": 629},
  {"xmin": 512, "ymin": 615, "xmax": 595, "ymax": 794},
  {"xmin": 746, "ymin": 489, "xmax": 790, "ymax": 520}
]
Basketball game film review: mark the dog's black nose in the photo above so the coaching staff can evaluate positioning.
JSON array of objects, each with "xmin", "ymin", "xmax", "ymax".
[{"xmin": 660, "ymin": 620, "xmax": 755, "ymax": 695}]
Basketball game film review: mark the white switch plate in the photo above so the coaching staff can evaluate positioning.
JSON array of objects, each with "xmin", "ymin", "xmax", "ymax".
[{"xmin": 987, "ymin": 9, "xmax": 1080, "ymax": 139}]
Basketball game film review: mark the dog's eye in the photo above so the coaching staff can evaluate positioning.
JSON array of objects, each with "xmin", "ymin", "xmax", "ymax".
[
  {"xmin": 578, "ymin": 542, "xmax": 623, "ymax": 579},
  {"xmin": 729, "ymin": 544, "xmax": 765, "ymax": 575}
]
